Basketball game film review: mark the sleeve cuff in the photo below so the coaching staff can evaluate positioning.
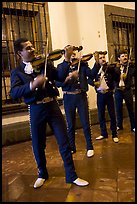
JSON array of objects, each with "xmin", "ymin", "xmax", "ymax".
[{"xmin": 30, "ymin": 81, "xmax": 33, "ymax": 90}]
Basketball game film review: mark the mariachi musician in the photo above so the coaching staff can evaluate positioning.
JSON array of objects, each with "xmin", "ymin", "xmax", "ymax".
[
  {"xmin": 55, "ymin": 45, "xmax": 98, "ymax": 157},
  {"xmin": 10, "ymin": 38, "xmax": 90, "ymax": 189},
  {"xmin": 88, "ymin": 51, "xmax": 119, "ymax": 143},
  {"xmin": 114, "ymin": 49, "xmax": 135, "ymax": 132}
]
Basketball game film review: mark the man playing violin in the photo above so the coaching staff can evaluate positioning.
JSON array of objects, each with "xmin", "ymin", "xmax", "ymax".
[
  {"xmin": 56, "ymin": 45, "xmax": 96, "ymax": 158},
  {"xmin": 10, "ymin": 38, "xmax": 89, "ymax": 188},
  {"xmin": 114, "ymin": 49, "xmax": 135, "ymax": 132},
  {"xmin": 88, "ymin": 51, "xmax": 119, "ymax": 143}
]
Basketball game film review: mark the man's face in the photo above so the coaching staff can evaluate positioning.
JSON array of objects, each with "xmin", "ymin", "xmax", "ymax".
[
  {"xmin": 18, "ymin": 41, "xmax": 35, "ymax": 62},
  {"xmin": 98, "ymin": 54, "xmax": 106, "ymax": 66},
  {"xmin": 118, "ymin": 53, "xmax": 128, "ymax": 65}
]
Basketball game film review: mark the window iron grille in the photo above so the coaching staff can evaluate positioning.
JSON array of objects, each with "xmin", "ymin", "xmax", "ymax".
[{"xmin": 2, "ymin": 2, "xmax": 50, "ymax": 104}]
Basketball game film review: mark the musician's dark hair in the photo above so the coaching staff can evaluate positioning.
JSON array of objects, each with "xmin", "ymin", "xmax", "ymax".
[
  {"xmin": 14, "ymin": 38, "xmax": 29, "ymax": 54},
  {"xmin": 117, "ymin": 49, "xmax": 128, "ymax": 58},
  {"xmin": 98, "ymin": 51, "xmax": 107, "ymax": 55}
]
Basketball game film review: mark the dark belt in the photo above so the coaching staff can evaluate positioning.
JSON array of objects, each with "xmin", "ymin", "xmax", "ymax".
[
  {"xmin": 36, "ymin": 97, "xmax": 55, "ymax": 104},
  {"xmin": 63, "ymin": 90, "xmax": 81, "ymax": 95}
]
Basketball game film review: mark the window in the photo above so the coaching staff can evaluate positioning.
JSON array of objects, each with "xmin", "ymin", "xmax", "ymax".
[
  {"xmin": 104, "ymin": 4, "xmax": 135, "ymax": 95},
  {"xmin": 104, "ymin": 4, "xmax": 135, "ymax": 62},
  {"xmin": 2, "ymin": 2, "xmax": 51, "ymax": 104}
]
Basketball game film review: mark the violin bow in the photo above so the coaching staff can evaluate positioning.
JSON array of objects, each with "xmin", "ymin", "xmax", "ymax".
[
  {"xmin": 44, "ymin": 37, "xmax": 49, "ymax": 78},
  {"xmin": 42, "ymin": 37, "xmax": 49, "ymax": 88},
  {"xmin": 125, "ymin": 47, "xmax": 132, "ymax": 76},
  {"xmin": 109, "ymin": 54, "xmax": 114, "ymax": 64},
  {"xmin": 76, "ymin": 48, "xmax": 82, "ymax": 85},
  {"xmin": 77, "ymin": 49, "xmax": 82, "ymax": 73}
]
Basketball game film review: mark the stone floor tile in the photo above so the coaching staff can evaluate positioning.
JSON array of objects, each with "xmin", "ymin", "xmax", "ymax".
[
  {"xmin": 2, "ymin": 117, "xmax": 135, "ymax": 202},
  {"xmin": 118, "ymin": 192, "xmax": 135, "ymax": 202}
]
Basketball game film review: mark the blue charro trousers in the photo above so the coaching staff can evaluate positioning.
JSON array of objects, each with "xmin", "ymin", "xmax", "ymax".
[
  {"xmin": 29, "ymin": 100, "xmax": 77, "ymax": 183},
  {"xmin": 114, "ymin": 89, "xmax": 135, "ymax": 130},
  {"xmin": 63, "ymin": 92, "xmax": 93, "ymax": 152},
  {"xmin": 97, "ymin": 92, "xmax": 117, "ymax": 138}
]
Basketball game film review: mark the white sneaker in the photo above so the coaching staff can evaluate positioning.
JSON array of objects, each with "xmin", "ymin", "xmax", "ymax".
[
  {"xmin": 117, "ymin": 127, "xmax": 123, "ymax": 131},
  {"xmin": 87, "ymin": 150, "xmax": 94, "ymax": 157},
  {"xmin": 132, "ymin": 128, "xmax": 135, "ymax": 132},
  {"xmin": 96, "ymin": 135, "xmax": 104, "ymax": 140},
  {"xmin": 34, "ymin": 178, "xmax": 45, "ymax": 188},
  {"xmin": 113, "ymin": 137, "xmax": 119, "ymax": 143},
  {"xmin": 71, "ymin": 150, "xmax": 76, "ymax": 154},
  {"xmin": 73, "ymin": 178, "xmax": 89, "ymax": 186}
]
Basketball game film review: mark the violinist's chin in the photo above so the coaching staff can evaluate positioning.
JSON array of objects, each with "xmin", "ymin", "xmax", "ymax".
[{"xmin": 123, "ymin": 59, "xmax": 128, "ymax": 64}]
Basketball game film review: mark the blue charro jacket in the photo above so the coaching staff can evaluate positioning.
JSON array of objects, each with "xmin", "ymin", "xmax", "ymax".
[
  {"xmin": 88, "ymin": 62, "xmax": 119, "ymax": 92},
  {"xmin": 55, "ymin": 60, "xmax": 99, "ymax": 92},
  {"xmin": 114, "ymin": 62, "xmax": 135, "ymax": 90},
  {"xmin": 10, "ymin": 60, "xmax": 65, "ymax": 104}
]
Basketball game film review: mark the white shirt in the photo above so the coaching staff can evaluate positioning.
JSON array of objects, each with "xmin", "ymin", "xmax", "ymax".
[
  {"xmin": 23, "ymin": 61, "xmax": 33, "ymax": 74},
  {"xmin": 97, "ymin": 66, "xmax": 109, "ymax": 91},
  {"xmin": 23, "ymin": 61, "xmax": 34, "ymax": 90},
  {"xmin": 119, "ymin": 65, "xmax": 125, "ymax": 87}
]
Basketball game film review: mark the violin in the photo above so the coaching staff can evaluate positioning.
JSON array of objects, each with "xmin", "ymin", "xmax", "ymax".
[
  {"xmin": 31, "ymin": 46, "xmax": 83, "ymax": 71},
  {"xmin": 71, "ymin": 53, "xmax": 93, "ymax": 66}
]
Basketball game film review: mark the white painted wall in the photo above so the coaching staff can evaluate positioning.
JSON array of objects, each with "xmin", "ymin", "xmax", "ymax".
[{"xmin": 48, "ymin": 2, "xmax": 135, "ymax": 109}]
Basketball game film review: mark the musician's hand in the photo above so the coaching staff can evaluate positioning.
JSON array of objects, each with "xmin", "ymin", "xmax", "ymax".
[
  {"xmin": 64, "ymin": 45, "xmax": 73, "ymax": 53},
  {"xmin": 64, "ymin": 45, "xmax": 74, "ymax": 61},
  {"xmin": 94, "ymin": 51, "xmax": 99, "ymax": 64},
  {"xmin": 64, "ymin": 71, "xmax": 79, "ymax": 83},
  {"xmin": 31, "ymin": 75, "xmax": 48, "ymax": 90},
  {"xmin": 120, "ymin": 73, "xmax": 126, "ymax": 81},
  {"xmin": 94, "ymin": 81, "xmax": 100, "ymax": 88},
  {"xmin": 116, "ymin": 62, "xmax": 121, "ymax": 68},
  {"xmin": 70, "ymin": 70, "xmax": 79, "ymax": 79}
]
